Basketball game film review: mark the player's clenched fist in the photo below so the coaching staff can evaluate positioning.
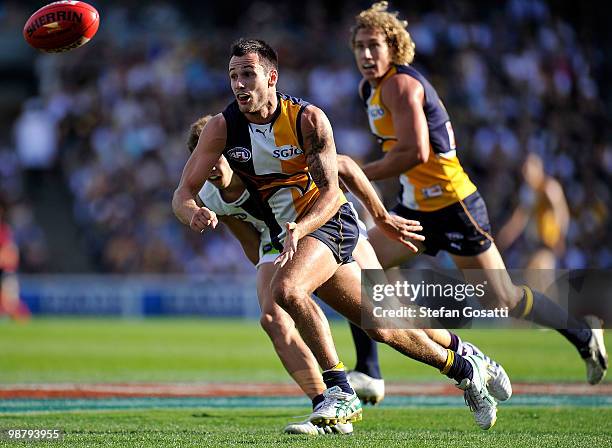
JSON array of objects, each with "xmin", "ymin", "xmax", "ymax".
[{"xmin": 190, "ymin": 207, "xmax": 218, "ymax": 233}]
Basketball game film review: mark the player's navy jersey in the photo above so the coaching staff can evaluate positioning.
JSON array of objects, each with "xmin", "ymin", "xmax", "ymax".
[
  {"xmin": 222, "ymin": 93, "xmax": 347, "ymax": 248},
  {"xmin": 361, "ymin": 64, "xmax": 477, "ymax": 211}
]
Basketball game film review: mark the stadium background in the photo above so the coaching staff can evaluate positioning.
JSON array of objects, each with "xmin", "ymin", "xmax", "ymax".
[
  {"xmin": 2, "ymin": 0, "xmax": 610, "ymax": 318},
  {"xmin": 1, "ymin": 0, "xmax": 610, "ymax": 277},
  {"xmin": 1, "ymin": 1, "xmax": 611, "ymax": 445}
]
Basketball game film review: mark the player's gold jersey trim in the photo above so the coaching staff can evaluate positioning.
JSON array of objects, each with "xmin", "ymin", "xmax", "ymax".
[
  {"xmin": 364, "ymin": 65, "xmax": 477, "ymax": 211},
  {"xmin": 222, "ymin": 93, "xmax": 346, "ymax": 246}
]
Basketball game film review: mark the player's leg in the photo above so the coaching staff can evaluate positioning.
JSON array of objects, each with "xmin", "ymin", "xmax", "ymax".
[
  {"xmin": 423, "ymin": 328, "xmax": 512, "ymax": 401},
  {"xmin": 317, "ymin": 261, "xmax": 498, "ymax": 430},
  {"xmin": 346, "ymin": 237, "xmax": 384, "ymax": 404},
  {"xmin": 271, "ymin": 236, "xmax": 347, "ymax": 373},
  {"xmin": 271, "ymin": 234, "xmax": 363, "ymax": 427},
  {"xmin": 452, "ymin": 243, "xmax": 588, "ymax": 342},
  {"xmin": 366, "ymin": 225, "xmax": 424, "ymax": 269},
  {"xmin": 273, "ymin": 203, "xmax": 390, "ymax": 426},
  {"xmin": 259, "ymin": 267, "xmax": 354, "ymax": 435},
  {"xmin": 361, "ymin": 199, "xmax": 511, "ymax": 402},
  {"xmin": 452, "ymin": 242, "xmax": 607, "ymax": 384},
  {"xmin": 257, "ymin": 262, "xmax": 353, "ymax": 435},
  {"xmin": 436, "ymin": 191, "xmax": 606, "ymax": 384},
  {"xmin": 357, "ymin": 224, "xmax": 509, "ymax": 409},
  {"xmin": 257, "ymin": 262, "xmax": 325, "ymax": 400}
]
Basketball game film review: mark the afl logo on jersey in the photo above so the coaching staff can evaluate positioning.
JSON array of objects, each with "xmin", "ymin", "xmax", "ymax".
[
  {"xmin": 226, "ymin": 147, "xmax": 252, "ymax": 163},
  {"xmin": 229, "ymin": 213, "xmax": 248, "ymax": 221},
  {"xmin": 368, "ymin": 105, "xmax": 385, "ymax": 119}
]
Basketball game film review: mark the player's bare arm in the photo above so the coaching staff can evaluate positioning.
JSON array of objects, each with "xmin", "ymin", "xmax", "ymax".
[
  {"xmin": 219, "ymin": 216, "xmax": 261, "ymax": 265},
  {"xmin": 298, "ymin": 106, "xmax": 343, "ymax": 234},
  {"xmin": 337, "ymin": 154, "xmax": 424, "ymax": 252},
  {"xmin": 195, "ymin": 192, "xmax": 261, "ymax": 265},
  {"xmin": 172, "ymin": 114, "xmax": 227, "ymax": 232},
  {"xmin": 274, "ymin": 106, "xmax": 342, "ymax": 266},
  {"xmin": 362, "ymin": 75, "xmax": 430, "ymax": 180}
]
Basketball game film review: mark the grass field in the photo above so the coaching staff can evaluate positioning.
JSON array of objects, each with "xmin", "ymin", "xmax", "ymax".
[
  {"xmin": 1, "ymin": 407, "xmax": 611, "ymax": 447},
  {"xmin": 0, "ymin": 318, "xmax": 610, "ymax": 447},
  {"xmin": 1, "ymin": 318, "xmax": 609, "ymax": 383}
]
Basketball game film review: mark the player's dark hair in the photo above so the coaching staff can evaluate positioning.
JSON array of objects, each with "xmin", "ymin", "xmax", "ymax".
[{"xmin": 230, "ymin": 38, "xmax": 278, "ymax": 71}]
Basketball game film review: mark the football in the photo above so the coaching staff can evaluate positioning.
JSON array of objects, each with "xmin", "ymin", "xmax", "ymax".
[{"xmin": 23, "ymin": 1, "xmax": 99, "ymax": 53}]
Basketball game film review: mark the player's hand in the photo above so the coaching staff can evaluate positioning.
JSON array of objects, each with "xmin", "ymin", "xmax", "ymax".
[
  {"xmin": 375, "ymin": 214, "xmax": 424, "ymax": 253},
  {"xmin": 189, "ymin": 207, "xmax": 218, "ymax": 233},
  {"xmin": 274, "ymin": 222, "xmax": 300, "ymax": 268}
]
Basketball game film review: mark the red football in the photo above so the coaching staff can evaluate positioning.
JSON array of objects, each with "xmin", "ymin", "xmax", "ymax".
[{"xmin": 23, "ymin": 1, "xmax": 100, "ymax": 53}]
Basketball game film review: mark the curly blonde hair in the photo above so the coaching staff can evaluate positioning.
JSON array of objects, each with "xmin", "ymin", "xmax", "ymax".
[
  {"xmin": 187, "ymin": 115, "xmax": 213, "ymax": 153},
  {"xmin": 350, "ymin": 1, "xmax": 415, "ymax": 65}
]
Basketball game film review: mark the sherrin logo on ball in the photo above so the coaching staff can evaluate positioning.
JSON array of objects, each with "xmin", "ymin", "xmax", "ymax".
[{"xmin": 23, "ymin": 1, "xmax": 100, "ymax": 53}]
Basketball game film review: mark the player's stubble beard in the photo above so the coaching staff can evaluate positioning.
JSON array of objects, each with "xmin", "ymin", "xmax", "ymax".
[
  {"xmin": 236, "ymin": 89, "xmax": 261, "ymax": 114},
  {"xmin": 240, "ymin": 88, "xmax": 274, "ymax": 118}
]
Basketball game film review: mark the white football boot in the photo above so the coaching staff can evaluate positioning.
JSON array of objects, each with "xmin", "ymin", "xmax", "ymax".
[
  {"xmin": 461, "ymin": 341, "xmax": 512, "ymax": 401},
  {"xmin": 309, "ymin": 386, "xmax": 362, "ymax": 427},
  {"xmin": 284, "ymin": 419, "xmax": 353, "ymax": 435},
  {"xmin": 347, "ymin": 370, "xmax": 385, "ymax": 405},
  {"xmin": 582, "ymin": 315, "xmax": 608, "ymax": 385},
  {"xmin": 456, "ymin": 354, "xmax": 498, "ymax": 430}
]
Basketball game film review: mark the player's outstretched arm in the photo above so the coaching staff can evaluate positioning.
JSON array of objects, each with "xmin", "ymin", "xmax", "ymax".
[
  {"xmin": 274, "ymin": 106, "xmax": 341, "ymax": 267},
  {"xmin": 172, "ymin": 114, "xmax": 227, "ymax": 233},
  {"xmin": 362, "ymin": 75, "xmax": 430, "ymax": 180},
  {"xmin": 219, "ymin": 216, "xmax": 261, "ymax": 266},
  {"xmin": 337, "ymin": 154, "xmax": 424, "ymax": 252}
]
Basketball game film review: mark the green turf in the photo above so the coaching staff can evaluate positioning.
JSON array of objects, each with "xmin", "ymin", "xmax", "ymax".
[
  {"xmin": 0, "ymin": 318, "xmax": 610, "ymax": 383},
  {"xmin": 0, "ymin": 407, "xmax": 610, "ymax": 447}
]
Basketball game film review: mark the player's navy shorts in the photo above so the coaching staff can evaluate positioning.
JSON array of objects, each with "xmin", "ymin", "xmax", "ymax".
[
  {"xmin": 307, "ymin": 203, "xmax": 358, "ymax": 264},
  {"xmin": 392, "ymin": 191, "xmax": 493, "ymax": 257}
]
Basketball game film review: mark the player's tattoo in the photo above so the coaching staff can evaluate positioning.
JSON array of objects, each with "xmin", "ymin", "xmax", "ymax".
[{"xmin": 304, "ymin": 124, "xmax": 334, "ymax": 189}]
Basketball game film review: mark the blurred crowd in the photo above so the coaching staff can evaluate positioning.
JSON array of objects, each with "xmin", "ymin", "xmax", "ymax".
[{"xmin": 1, "ymin": 0, "xmax": 610, "ymax": 274}]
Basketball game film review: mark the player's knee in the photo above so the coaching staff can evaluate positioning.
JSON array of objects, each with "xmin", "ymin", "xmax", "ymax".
[
  {"xmin": 259, "ymin": 309, "xmax": 294, "ymax": 337},
  {"xmin": 259, "ymin": 312, "xmax": 276, "ymax": 334},
  {"xmin": 271, "ymin": 280, "xmax": 307, "ymax": 311}
]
